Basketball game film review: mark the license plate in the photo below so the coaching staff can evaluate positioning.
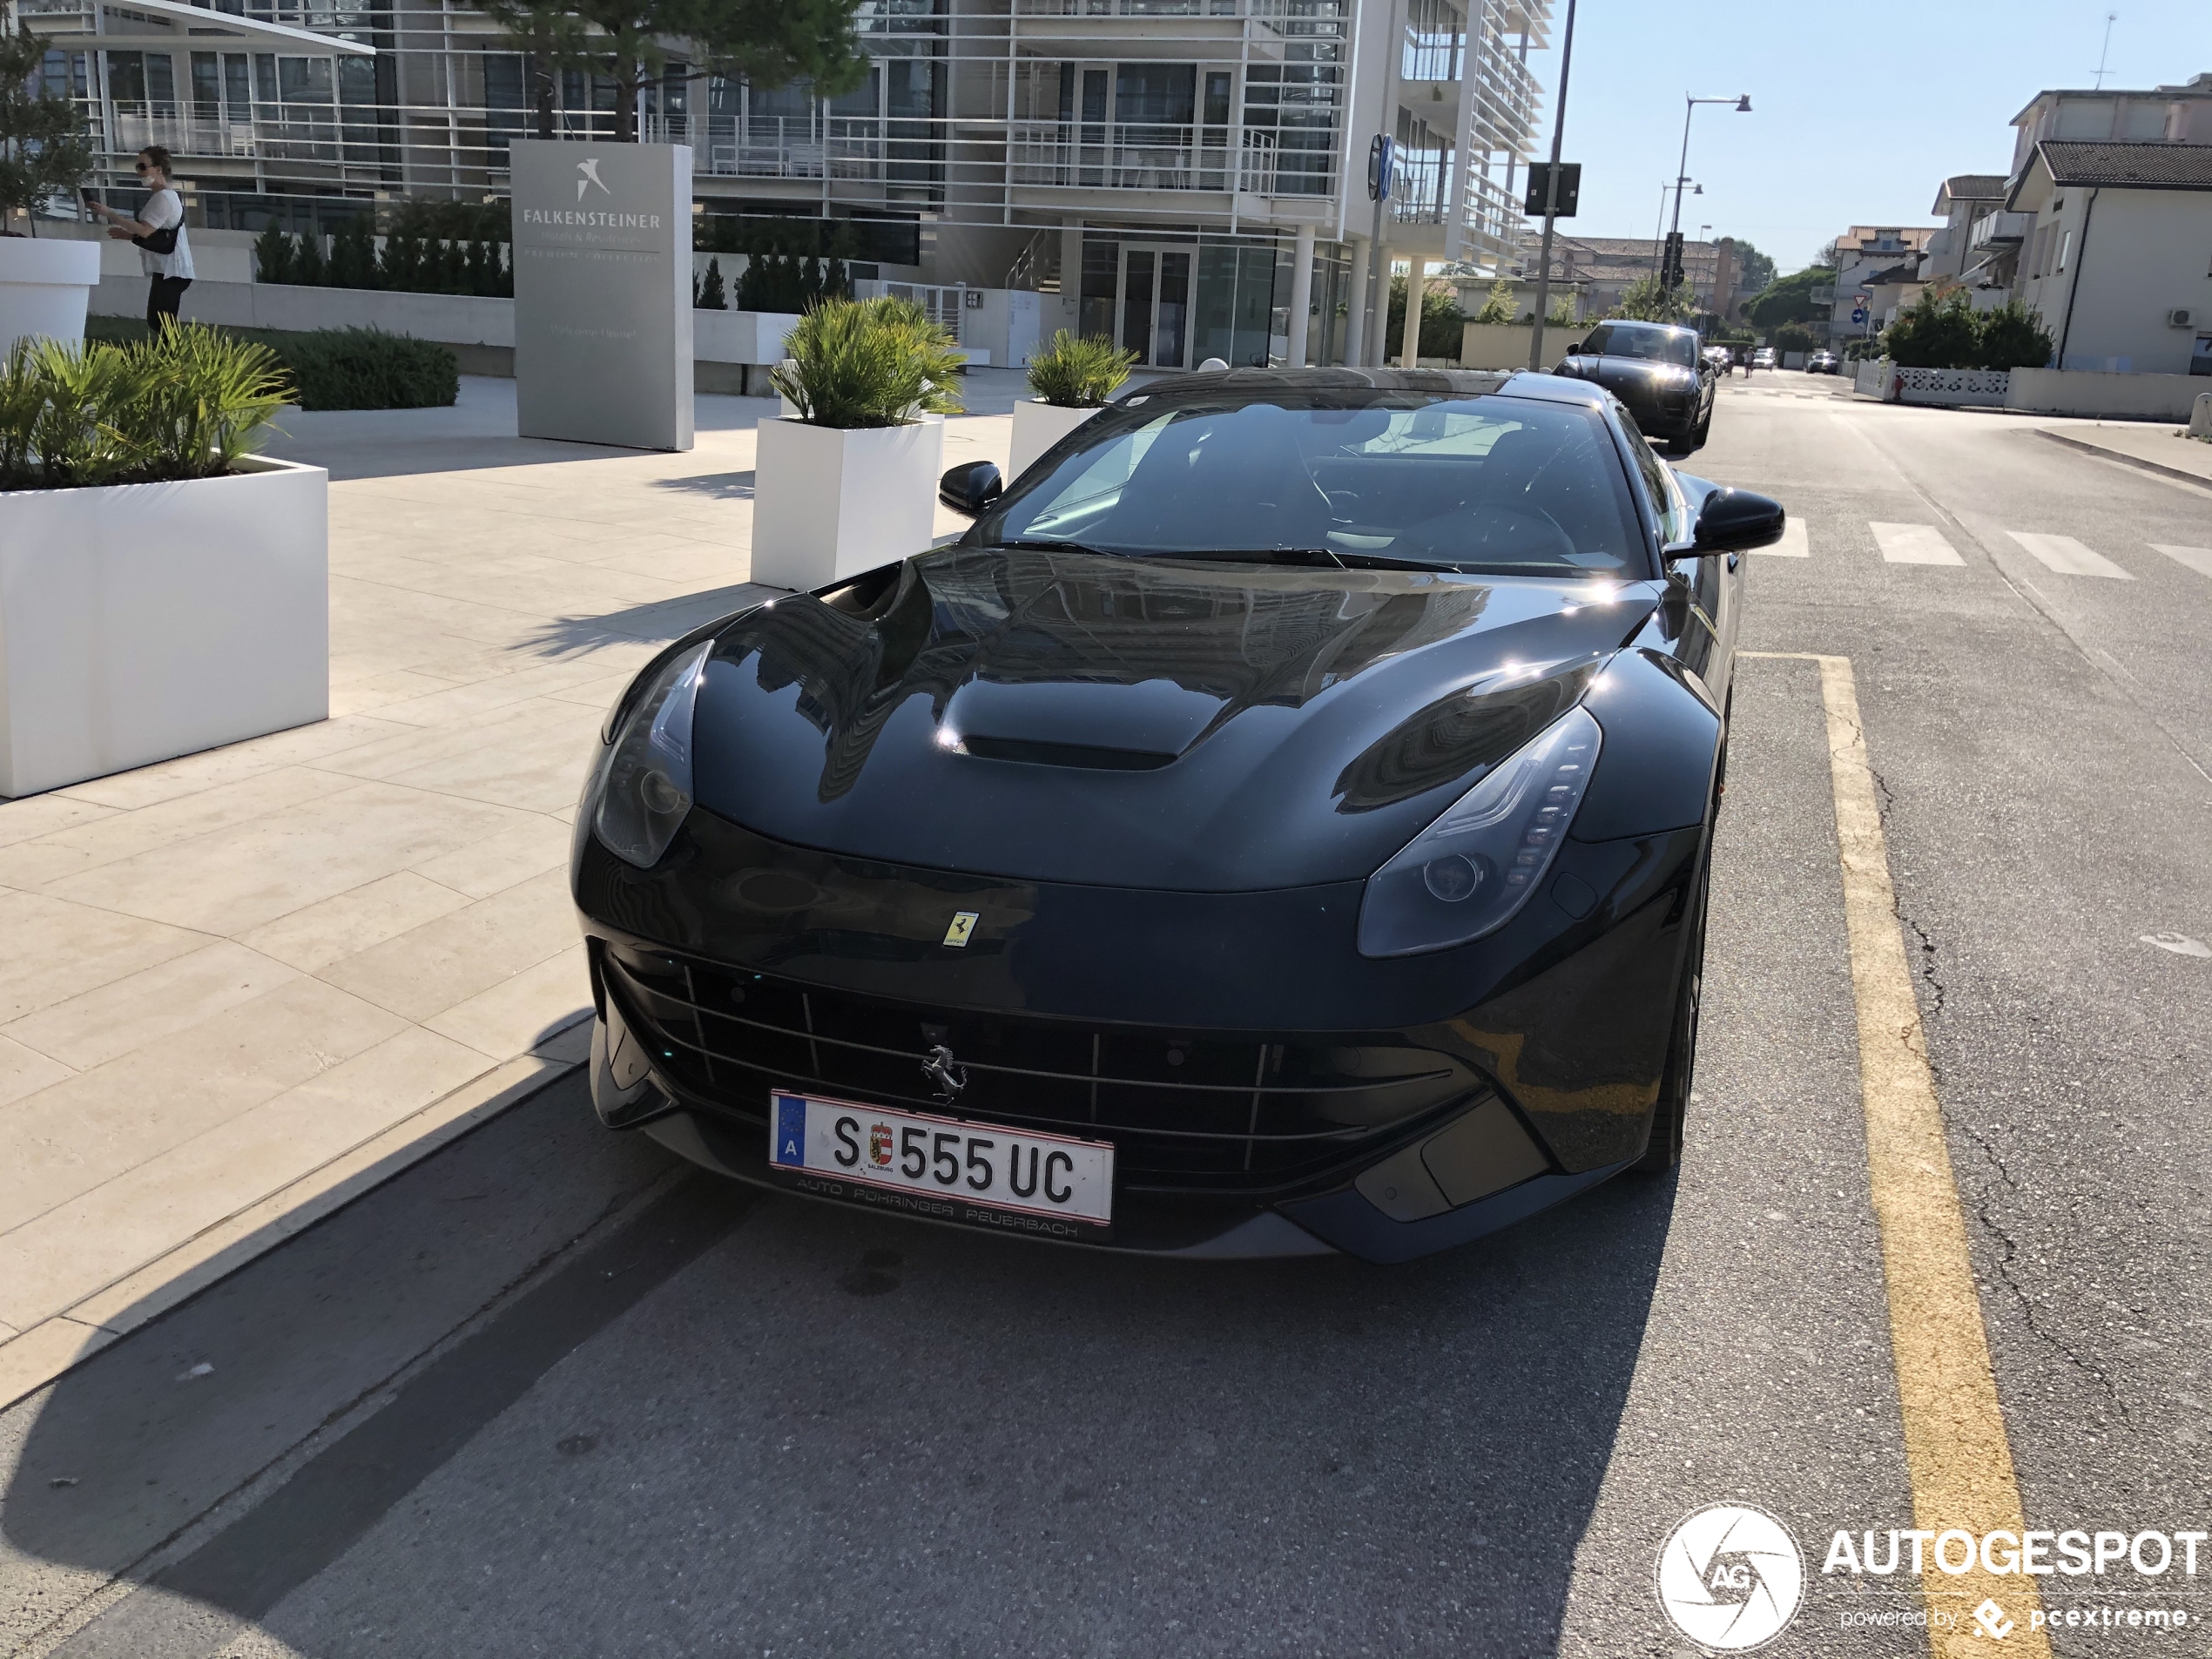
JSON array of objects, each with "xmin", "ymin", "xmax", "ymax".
[{"xmin": 766, "ymin": 1090, "xmax": 1115, "ymax": 1241}]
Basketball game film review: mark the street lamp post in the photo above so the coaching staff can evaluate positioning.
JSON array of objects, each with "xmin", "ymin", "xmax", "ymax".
[
  {"xmin": 1524, "ymin": 0, "xmax": 1578, "ymax": 372},
  {"xmin": 1666, "ymin": 91, "xmax": 1750, "ymax": 271}
]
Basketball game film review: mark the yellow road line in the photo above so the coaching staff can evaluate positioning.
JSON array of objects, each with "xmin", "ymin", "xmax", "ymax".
[{"xmin": 1743, "ymin": 651, "xmax": 2048, "ymax": 1656}]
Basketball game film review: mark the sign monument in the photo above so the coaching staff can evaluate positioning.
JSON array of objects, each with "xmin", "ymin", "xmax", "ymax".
[{"xmin": 509, "ymin": 139, "xmax": 694, "ymax": 451}]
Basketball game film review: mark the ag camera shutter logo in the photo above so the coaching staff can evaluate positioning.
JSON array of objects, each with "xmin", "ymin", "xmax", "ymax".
[{"xmin": 1656, "ymin": 1503, "xmax": 1806, "ymax": 1650}]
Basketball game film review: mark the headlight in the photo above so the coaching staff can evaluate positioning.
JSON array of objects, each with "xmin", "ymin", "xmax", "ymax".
[
  {"xmin": 1356, "ymin": 707, "xmax": 1602, "ymax": 958},
  {"xmin": 591, "ymin": 642, "xmax": 711, "ymax": 868}
]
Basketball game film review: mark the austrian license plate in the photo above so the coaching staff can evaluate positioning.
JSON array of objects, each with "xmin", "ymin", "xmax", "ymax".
[{"xmin": 766, "ymin": 1090, "xmax": 1115, "ymax": 1242}]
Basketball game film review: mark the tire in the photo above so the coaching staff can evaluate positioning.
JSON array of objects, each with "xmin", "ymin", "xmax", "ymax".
[
  {"xmin": 1691, "ymin": 407, "xmax": 1712, "ymax": 449},
  {"xmin": 1634, "ymin": 855, "xmax": 1710, "ymax": 1173}
]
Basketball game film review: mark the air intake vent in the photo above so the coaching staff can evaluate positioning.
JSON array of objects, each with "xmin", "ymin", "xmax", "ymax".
[{"xmin": 956, "ymin": 735, "xmax": 1176, "ymax": 771}]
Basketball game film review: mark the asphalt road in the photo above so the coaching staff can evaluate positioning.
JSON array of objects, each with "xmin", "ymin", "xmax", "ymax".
[{"xmin": 4, "ymin": 377, "xmax": 2209, "ymax": 1658}]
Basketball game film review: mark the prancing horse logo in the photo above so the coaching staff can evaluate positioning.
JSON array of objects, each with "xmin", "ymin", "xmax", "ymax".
[
  {"xmin": 576, "ymin": 158, "xmax": 610, "ymax": 201},
  {"xmin": 921, "ymin": 1045, "xmax": 968, "ymax": 1103}
]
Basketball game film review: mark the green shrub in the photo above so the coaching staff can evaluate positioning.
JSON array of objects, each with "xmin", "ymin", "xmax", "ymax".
[
  {"xmin": 1882, "ymin": 289, "xmax": 1980, "ymax": 368},
  {"xmin": 253, "ymin": 220, "xmax": 293, "ymax": 285},
  {"xmin": 1770, "ymin": 322, "xmax": 1819, "ymax": 357},
  {"xmin": 771, "ymin": 296, "xmax": 964, "ymax": 428},
  {"xmin": 1472, "ymin": 276, "xmax": 1517, "ymax": 326},
  {"xmin": 1386, "ymin": 274, "xmax": 1467, "ymax": 358},
  {"xmin": 0, "ymin": 324, "xmax": 289, "ymax": 491},
  {"xmin": 1025, "ymin": 330, "xmax": 1132, "ymax": 407},
  {"xmin": 695, "ymin": 256, "xmax": 727, "ymax": 310},
  {"xmin": 274, "ymin": 327, "xmax": 458, "ymax": 411},
  {"xmin": 327, "ymin": 214, "xmax": 380, "ymax": 289},
  {"xmin": 1973, "ymin": 300, "xmax": 2053, "ymax": 369}
]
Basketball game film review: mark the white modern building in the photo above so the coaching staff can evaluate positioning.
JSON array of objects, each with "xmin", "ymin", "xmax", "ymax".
[
  {"xmin": 24, "ymin": 0, "xmax": 1554, "ymax": 368},
  {"xmin": 2006, "ymin": 140, "xmax": 2212, "ymax": 376}
]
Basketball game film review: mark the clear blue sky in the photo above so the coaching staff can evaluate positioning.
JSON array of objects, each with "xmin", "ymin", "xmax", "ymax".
[{"xmin": 1518, "ymin": 0, "xmax": 2212, "ymax": 279}]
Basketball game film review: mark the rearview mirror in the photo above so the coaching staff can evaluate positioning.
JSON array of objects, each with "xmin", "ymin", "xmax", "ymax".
[
  {"xmin": 938, "ymin": 460, "xmax": 1002, "ymax": 516},
  {"xmin": 1680, "ymin": 487, "xmax": 1785, "ymax": 556},
  {"xmin": 1562, "ymin": 341, "xmax": 1581, "ymax": 355}
]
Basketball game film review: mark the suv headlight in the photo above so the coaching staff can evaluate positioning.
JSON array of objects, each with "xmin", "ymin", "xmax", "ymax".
[
  {"xmin": 590, "ymin": 642, "xmax": 711, "ymax": 868},
  {"xmin": 1356, "ymin": 707, "xmax": 1602, "ymax": 958}
]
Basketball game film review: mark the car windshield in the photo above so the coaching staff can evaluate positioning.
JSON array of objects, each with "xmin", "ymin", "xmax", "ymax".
[
  {"xmin": 1581, "ymin": 325, "xmax": 1698, "ymax": 368},
  {"xmin": 969, "ymin": 394, "xmax": 1650, "ymax": 577}
]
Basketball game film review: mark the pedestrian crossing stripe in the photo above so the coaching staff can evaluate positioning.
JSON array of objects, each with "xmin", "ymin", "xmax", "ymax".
[
  {"xmin": 2152, "ymin": 544, "xmax": 2212, "ymax": 579},
  {"xmin": 1870, "ymin": 523, "xmax": 1965, "ymax": 566},
  {"xmin": 2005, "ymin": 531, "xmax": 2133, "ymax": 580},
  {"xmin": 1756, "ymin": 521, "xmax": 1810, "ymax": 557}
]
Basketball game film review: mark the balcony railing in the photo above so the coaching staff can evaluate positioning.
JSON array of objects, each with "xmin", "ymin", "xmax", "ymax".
[
  {"xmin": 1007, "ymin": 120, "xmax": 1325, "ymax": 196},
  {"xmin": 1969, "ymin": 209, "xmax": 2033, "ymax": 248}
]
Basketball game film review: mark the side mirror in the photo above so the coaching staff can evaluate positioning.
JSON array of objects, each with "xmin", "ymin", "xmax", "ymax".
[
  {"xmin": 1681, "ymin": 487, "xmax": 1785, "ymax": 556},
  {"xmin": 1562, "ymin": 341, "xmax": 1581, "ymax": 355},
  {"xmin": 938, "ymin": 460, "xmax": 1002, "ymax": 516}
]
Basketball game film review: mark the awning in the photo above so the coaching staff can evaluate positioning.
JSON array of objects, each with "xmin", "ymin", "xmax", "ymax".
[{"xmin": 31, "ymin": 0, "xmax": 374, "ymax": 56}]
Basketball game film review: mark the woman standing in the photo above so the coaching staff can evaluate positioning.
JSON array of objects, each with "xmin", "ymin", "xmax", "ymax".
[{"xmin": 88, "ymin": 147, "xmax": 194, "ymax": 333}]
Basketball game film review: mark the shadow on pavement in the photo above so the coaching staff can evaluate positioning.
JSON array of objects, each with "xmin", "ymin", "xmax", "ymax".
[
  {"xmin": 4, "ymin": 1089, "xmax": 1676, "ymax": 1657},
  {"xmin": 516, "ymin": 582, "xmax": 777, "ymax": 661}
]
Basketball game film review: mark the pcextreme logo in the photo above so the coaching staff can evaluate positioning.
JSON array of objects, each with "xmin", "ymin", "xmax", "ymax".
[{"xmin": 1656, "ymin": 1503, "xmax": 1807, "ymax": 1650}]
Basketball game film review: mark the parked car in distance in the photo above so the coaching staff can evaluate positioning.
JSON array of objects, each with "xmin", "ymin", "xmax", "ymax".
[
  {"xmin": 1805, "ymin": 350, "xmax": 1841, "ymax": 375},
  {"xmin": 1750, "ymin": 347, "xmax": 1777, "ymax": 370},
  {"xmin": 1551, "ymin": 320, "xmax": 1716, "ymax": 454},
  {"xmin": 1702, "ymin": 346, "xmax": 1735, "ymax": 377}
]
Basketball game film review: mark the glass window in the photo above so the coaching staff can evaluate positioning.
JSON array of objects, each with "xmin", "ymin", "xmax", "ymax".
[
  {"xmin": 1114, "ymin": 64, "xmax": 1194, "ymax": 127},
  {"xmin": 973, "ymin": 394, "xmax": 1650, "ymax": 578},
  {"xmin": 1622, "ymin": 424, "xmax": 1686, "ymax": 545}
]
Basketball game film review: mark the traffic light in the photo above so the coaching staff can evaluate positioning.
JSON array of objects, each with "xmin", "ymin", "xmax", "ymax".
[{"xmin": 1660, "ymin": 231, "xmax": 1685, "ymax": 290}]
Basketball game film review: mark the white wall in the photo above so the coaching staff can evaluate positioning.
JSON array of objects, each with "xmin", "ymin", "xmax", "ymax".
[{"xmin": 2023, "ymin": 188, "xmax": 2212, "ymax": 375}]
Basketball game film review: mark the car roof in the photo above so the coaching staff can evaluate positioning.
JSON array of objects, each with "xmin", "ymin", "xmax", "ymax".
[
  {"xmin": 1116, "ymin": 365, "xmax": 1614, "ymax": 412},
  {"xmin": 1590, "ymin": 320, "xmax": 1697, "ymax": 338}
]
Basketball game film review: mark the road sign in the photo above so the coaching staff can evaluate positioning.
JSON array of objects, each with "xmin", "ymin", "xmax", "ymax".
[
  {"xmin": 1851, "ymin": 307, "xmax": 1868, "ymax": 324},
  {"xmin": 1366, "ymin": 135, "xmax": 1395, "ymax": 202},
  {"xmin": 1522, "ymin": 162, "xmax": 1581, "ymax": 219}
]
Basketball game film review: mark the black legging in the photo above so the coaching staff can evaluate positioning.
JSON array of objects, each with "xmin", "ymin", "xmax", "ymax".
[{"xmin": 147, "ymin": 275, "xmax": 192, "ymax": 333}]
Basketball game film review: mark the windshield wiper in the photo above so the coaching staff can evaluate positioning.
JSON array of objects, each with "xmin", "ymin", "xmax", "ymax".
[{"xmin": 984, "ymin": 537, "xmax": 1130, "ymax": 560}]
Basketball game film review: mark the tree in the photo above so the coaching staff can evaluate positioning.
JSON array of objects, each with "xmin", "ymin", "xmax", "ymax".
[
  {"xmin": 0, "ymin": 25, "xmax": 95, "ymax": 236},
  {"xmin": 1608, "ymin": 273, "xmax": 1696, "ymax": 323},
  {"xmin": 480, "ymin": 0, "xmax": 869, "ymax": 145},
  {"xmin": 1741, "ymin": 267, "xmax": 1831, "ymax": 329},
  {"xmin": 1973, "ymin": 300, "xmax": 2053, "ymax": 369},
  {"xmin": 1881, "ymin": 288, "xmax": 1979, "ymax": 368},
  {"xmin": 1546, "ymin": 292, "xmax": 1578, "ymax": 327},
  {"xmin": 1472, "ymin": 275, "xmax": 1515, "ymax": 326},
  {"xmin": 695, "ymin": 253, "xmax": 725, "ymax": 308},
  {"xmin": 253, "ymin": 219, "xmax": 294, "ymax": 284},
  {"xmin": 1722, "ymin": 238, "xmax": 1775, "ymax": 298}
]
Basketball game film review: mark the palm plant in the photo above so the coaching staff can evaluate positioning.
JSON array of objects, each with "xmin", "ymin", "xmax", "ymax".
[
  {"xmin": 0, "ymin": 326, "xmax": 291, "ymax": 491},
  {"xmin": 1025, "ymin": 330, "xmax": 1134, "ymax": 408},
  {"xmin": 770, "ymin": 296, "xmax": 964, "ymax": 428}
]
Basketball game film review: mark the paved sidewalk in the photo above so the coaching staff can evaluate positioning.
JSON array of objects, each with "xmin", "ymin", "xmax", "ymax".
[
  {"xmin": 2036, "ymin": 421, "xmax": 2212, "ymax": 486},
  {"xmin": 0, "ymin": 373, "xmax": 1022, "ymax": 1405}
]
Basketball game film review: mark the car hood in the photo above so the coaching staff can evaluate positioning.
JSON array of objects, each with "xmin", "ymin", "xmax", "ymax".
[{"xmin": 689, "ymin": 545, "xmax": 1656, "ymax": 891}]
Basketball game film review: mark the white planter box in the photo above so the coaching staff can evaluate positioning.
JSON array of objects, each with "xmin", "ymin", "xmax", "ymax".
[
  {"xmin": 0, "ymin": 238, "xmax": 103, "ymax": 356},
  {"xmin": 1008, "ymin": 399, "xmax": 1103, "ymax": 481},
  {"xmin": 0, "ymin": 455, "xmax": 329, "ymax": 798},
  {"xmin": 751, "ymin": 418, "xmax": 945, "ymax": 591}
]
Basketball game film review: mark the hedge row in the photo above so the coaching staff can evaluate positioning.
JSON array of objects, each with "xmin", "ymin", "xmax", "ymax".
[{"xmin": 84, "ymin": 318, "xmax": 459, "ymax": 410}]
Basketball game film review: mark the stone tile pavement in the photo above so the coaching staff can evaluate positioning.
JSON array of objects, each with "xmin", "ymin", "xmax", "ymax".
[{"xmin": 0, "ymin": 371, "xmax": 1027, "ymax": 1406}]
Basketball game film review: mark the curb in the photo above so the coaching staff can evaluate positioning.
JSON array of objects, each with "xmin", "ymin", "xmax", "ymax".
[
  {"xmin": 0, "ymin": 1039, "xmax": 588, "ymax": 1413},
  {"xmin": 2034, "ymin": 427, "xmax": 2212, "ymax": 489}
]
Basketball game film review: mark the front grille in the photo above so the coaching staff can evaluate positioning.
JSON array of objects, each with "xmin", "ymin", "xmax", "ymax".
[{"xmin": 600, "ymin": 946, "xmax": 1484, "ymax": 1197}]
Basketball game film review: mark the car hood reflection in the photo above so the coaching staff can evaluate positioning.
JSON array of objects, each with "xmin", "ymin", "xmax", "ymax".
[{"xmin": 689, "ymin": 545, "xmax": 1655, "ymax": 891}]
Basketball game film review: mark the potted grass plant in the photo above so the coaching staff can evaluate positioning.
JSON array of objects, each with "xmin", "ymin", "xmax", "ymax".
[
  {"xmin": 0, "ymin": 325, "xmax": 328, "ymax": 797},
  {"xmin": 752, "ymin": 295, "xmax": 963, "ymax": 590},
  {"xmin": 1009, "ymin": 331, "xmax": 1134, "ymax": 480}
]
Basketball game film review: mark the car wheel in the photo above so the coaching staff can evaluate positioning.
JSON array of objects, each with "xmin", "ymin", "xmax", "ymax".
[{"xmin": 1634, "ymin": 854, "xmax": 1709, "ymax": 1173}]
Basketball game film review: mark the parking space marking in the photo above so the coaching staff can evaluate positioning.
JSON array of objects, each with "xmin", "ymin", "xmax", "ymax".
[
  {"xmin": 2005, "ymin": 530, "xmax": 2134, "ymax": 580},
  {"xmin": 1757, "ymin": 520, "xmax": 1810, "ymax": 557},
  {"xmin": 1743, "ymin": 652, "xmax": 2051, "ymax": 1658},
  {"xmin": 1870, "ymin": 523, "xmax": 1966, "ymax": 566},
  {"xmin": 2151, "ymin": 543, "xmax": 2212, "ymax": 580}
]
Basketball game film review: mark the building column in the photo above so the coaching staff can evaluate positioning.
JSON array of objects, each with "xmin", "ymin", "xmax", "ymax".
[
  {"xmin": 1343, "ymin": 234, "xmax": 1371, "ymax": 367},
  {"xmin": 1285, "ymin": 222, "xmax": 1316, "ymax": 366},
  {"xmin": 1059, "ymin": 217, "xmax": 1083, "ymax": 330},
  {"xmin": 1399, "ymin": 255, "xmax": 1428, "ymax": 367}
]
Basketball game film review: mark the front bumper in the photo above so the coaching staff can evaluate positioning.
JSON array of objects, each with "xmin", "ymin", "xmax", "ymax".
[{"xmin": 575, "ymin": 806, "xmax": 1702, "ymax": 1261}]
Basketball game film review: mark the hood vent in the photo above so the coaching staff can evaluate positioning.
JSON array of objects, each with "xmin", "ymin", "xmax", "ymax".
[{"xmin": 957, "ymin": 735, "xmax": 1177, "ymax": 772}]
